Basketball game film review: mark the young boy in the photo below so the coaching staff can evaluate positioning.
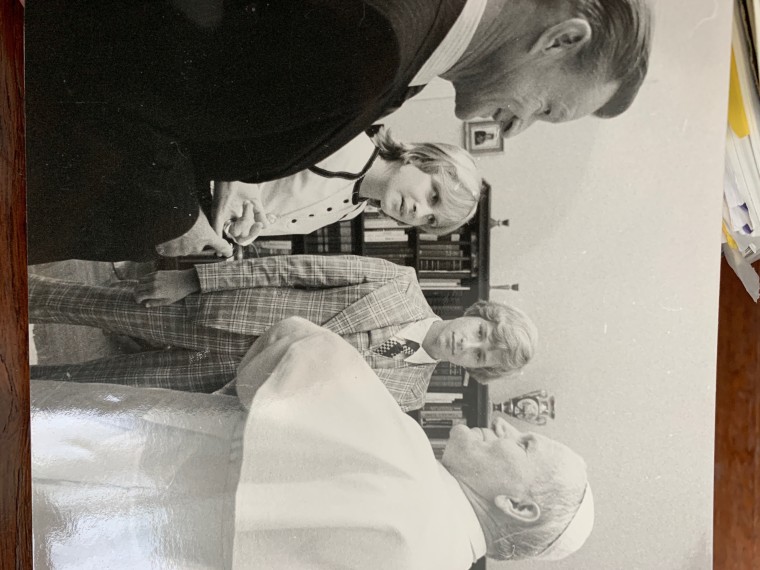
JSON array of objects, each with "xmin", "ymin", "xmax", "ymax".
[
  {"xmin": 29, "ymin": 255, "xmax": 537, "ymax": 411},
  {"xmin": 212, "ymin": 127, "xmax": 484, "ymax": 247}
]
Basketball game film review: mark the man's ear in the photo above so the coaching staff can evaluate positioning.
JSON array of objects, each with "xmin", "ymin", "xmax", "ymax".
[
  {"xmin": 530, "ymin": 18, "xmax": 592, "ymax": 58},
  {"xmin": 494, "ymin": 494, "xmax": 541, "ymax": 523}
]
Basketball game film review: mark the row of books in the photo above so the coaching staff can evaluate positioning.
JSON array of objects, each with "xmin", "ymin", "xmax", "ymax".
[
  {"xmin": 248, "ymin": 238, "xmax": 293, "ymax": 257},
  {"xmin": 419, "ymin": 280, "xmax": 470, "ymax": 291},
  {"xmin": 428, "ymin": 439, "xmax": 448, "ymax": 460},
  {"xmin": 304, "ymin": 223, "xmax": 355, "ymax": 253},
  {"xmin": 418, "ymin": 257, "xmax": 471, "ymax": 271},
  {"xmin": 249, "ymin": 221, "xmax": 356, "ymax": 257},
  {"xmin": 358, "ymin": 211, "xmax": 479, "ymax": 292},
  {"xmin": 429, "ymin": 362, "xmax": 467, "ymax": 389},
  {"xmin": 250, "ymin": 224, "xmax": 478, "ymax": 300},
  {"xmin": 361, "ymin": 207, "xmax": 410, "ymax": 245},
  {"xmin": 419, "ymin": 400, "xmax": 467, "ymax": 445},
  {"xmin": 424, "ymin": 290, "xmax": 470, "ymax": 319},
  {"xmin": 364, "ymin": 232, "xmax": 470, "ymax": 243},
  {"xmin": 362, "ymin": 228, "xmax": 467, "ymax": 243}
]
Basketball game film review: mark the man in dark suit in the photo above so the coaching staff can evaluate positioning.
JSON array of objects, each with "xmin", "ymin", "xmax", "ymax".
[
  {"xmin": 25, "ymin": 0, "xmax": 652, "ymax": 263},
  {"xmin": 28, "ymin": 255, "xmax": 538, "ymax": 412}
]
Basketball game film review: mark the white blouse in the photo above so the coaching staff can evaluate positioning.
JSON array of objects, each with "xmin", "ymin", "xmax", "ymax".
[{"xmin": 216, "ymin": 133, "xmax": 379, "ymax": 237}]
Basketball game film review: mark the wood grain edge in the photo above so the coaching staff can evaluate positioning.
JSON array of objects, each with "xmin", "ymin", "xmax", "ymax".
[
  {"xmin": 713, "ymin": 259, "xmax": 760, "ymax": 570},
  {"xmin": 0, "ymin": 1, "xmax": 31, "ymax": 569}
]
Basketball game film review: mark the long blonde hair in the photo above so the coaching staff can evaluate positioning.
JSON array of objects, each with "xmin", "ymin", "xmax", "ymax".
[{"xmin": 372, "ymin": 127, "xmax": 483, "ymax": 235}]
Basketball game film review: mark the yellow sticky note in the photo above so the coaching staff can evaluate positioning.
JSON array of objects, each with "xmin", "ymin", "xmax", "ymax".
[
  {"xmin": 729, "ymin": 49, "xmax": 750, "ymax": 138},
  {"xmin": 722, "ymin": 221, "xmax": 739, "ymax": 251}
]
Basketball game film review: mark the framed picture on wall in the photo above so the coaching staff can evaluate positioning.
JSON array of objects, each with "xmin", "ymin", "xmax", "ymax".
[{"xmin": 464, "ymin": 120, "xmax": 504, "ymax": 154}]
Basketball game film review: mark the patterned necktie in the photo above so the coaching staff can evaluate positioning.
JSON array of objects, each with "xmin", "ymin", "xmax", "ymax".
[{"xmin": 373, "ymin": 337, "xmax": 421, "ymax": 359}]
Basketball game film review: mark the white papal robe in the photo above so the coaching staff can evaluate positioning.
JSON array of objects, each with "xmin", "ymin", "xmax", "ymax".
[
  {"xmin": 30, "ymin": 317, "xmax": 485, "ymax": 569},
  {"xmin": 233, "ymin": 318, "xmax": 486, "ymax": 570}
]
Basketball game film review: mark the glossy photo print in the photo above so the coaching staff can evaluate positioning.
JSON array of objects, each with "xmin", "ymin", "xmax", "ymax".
[{"xmin": 23, "ymin": 2, "xmax": 730, "ymax": 569}]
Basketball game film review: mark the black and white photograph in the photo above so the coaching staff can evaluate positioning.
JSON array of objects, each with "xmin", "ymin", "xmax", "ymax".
[
  {"xmin": 465, "ymin": 120, "xmax": 505, "ymax": 154},
  {"xmin": 19, "ymin": 1, "xmax": 733, "ymax": 569}
]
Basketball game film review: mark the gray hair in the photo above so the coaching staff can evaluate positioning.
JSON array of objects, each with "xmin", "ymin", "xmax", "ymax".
[
  {"xmin": 492, "ymin": 455, "xmax": 588, "ymax": 560},
  {"xmin": 551, "ymin": 0, "xmax": 654, "ymax": 118}
]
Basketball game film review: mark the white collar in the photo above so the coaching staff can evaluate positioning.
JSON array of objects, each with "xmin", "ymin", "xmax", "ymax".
[
  {"xmin": 398, "ymin": 318, "xmax": 440, "ymax": 364},
  {"xmin": 409, "ymin": 0, "xmax": 487, "ymax": 87},
  {"xmin": 437, "ymin": 463, "xmax": 488, "ymax": 563}
]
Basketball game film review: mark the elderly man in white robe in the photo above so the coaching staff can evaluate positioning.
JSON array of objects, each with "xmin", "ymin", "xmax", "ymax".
[{"xmin": 31, "ymin": 317, "xmax": 593, "ymax": 569}]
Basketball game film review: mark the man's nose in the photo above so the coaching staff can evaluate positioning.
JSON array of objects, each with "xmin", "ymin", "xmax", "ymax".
[{"xmin": 493, "ymin": 416, "xmax": 522, "ymax": 439}]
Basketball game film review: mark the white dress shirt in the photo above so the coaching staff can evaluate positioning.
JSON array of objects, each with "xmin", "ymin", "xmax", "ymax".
[
  {"xmin": 216, "ymin": 133, "xmax": 378, "ymax": 237},
  {"xmin": 233, "ymin": 320, "xmax": 486, "ymax": 570},
  {"xmin": 409, "ymin": 0, "xmax": 487, "ymax": 86},
  {"xmin": 397, "ymin": 316, "xmax": 441, "ymax": 364}
]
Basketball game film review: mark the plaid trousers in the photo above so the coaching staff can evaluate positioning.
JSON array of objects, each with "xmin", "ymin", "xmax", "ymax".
[{"xmin": 30, "ymin": 274, "xmax": 256, "ymax": 392}]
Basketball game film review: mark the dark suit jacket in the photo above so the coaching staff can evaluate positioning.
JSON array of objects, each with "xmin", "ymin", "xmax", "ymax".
[{"xmin": 25, "ymin": 0, "xmax": 465, "ymax": 263}]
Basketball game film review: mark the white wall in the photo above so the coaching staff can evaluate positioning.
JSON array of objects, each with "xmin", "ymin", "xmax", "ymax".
[{"xmin": 384, "ymin": 2, "xmax": 731, "ymax": 568}]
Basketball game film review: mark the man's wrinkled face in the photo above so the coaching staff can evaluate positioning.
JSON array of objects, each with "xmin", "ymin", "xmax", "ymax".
[
  {"xmin": 442, "ymin": 417, "xmax": 585, "ymax": 504},
  {"xmin": 451, "ymin": 52, "xmax": 619, "ymax": 139}
]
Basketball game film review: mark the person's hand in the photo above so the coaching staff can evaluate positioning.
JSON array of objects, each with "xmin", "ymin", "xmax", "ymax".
[
  {"xmin": 133, "ymin": 269, "xmax": 201, "ymax": 307},
  {"xmin": 212, "ymin": 180, "xmax": 239, "ymax": 236},
  {"xmin": 212, "ymin": 180, "xmax": 272, "ymax": 247},
  {"xmin": 156, "ymin": 208, "xmax": 233, "ymax": 258},
  {"xmin": 223, "ymin": 199, "xmax": 271, "ymax": 246}
]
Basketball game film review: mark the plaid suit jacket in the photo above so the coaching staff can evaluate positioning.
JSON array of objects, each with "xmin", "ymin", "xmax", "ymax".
[{"xmin": 189, "ymin": 255, "xmax": 439, "ymax": 410}]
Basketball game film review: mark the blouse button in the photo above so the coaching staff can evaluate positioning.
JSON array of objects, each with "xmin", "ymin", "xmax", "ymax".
[
  {"xmin": 309, "ymin": 214, "xmax": 315, "ymax": 217},
  {"xmin": 343, "ymin": 199, "xmax": 349, "ymax": 203},
  {"xmin": 291, "ymin": 219, "xmax": 297, "ymax": 223},
  {"xmin": 326, "ymin": 207, "xmax": 332, "ymax": 212}
]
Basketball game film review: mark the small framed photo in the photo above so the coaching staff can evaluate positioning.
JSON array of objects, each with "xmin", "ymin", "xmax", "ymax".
[{"xmin": 463, "ymin": 120, "xmax": 504, "ymax": 154}]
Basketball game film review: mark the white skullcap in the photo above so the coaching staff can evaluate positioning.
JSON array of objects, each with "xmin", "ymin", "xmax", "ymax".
[{"xmin": 536, "ymin": 483, "xmax": 594, "ymax": 561}]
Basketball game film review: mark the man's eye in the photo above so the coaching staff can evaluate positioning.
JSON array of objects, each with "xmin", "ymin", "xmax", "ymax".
[
  {"xmin": 479, "ymin": 325, "xmax": 485, "ymax": 340},
  {"xmin": 430, "ymin": 189, "xmax": 439, "ymax": 205},
  {"xmin": 427, "ymin": 215, "xmax": 436, "ymax": 226}
]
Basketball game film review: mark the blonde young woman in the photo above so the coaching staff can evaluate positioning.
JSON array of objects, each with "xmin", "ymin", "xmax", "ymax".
[{"xmin": 212, "ymin": 127, "xmax": 485, "ymax": 248}]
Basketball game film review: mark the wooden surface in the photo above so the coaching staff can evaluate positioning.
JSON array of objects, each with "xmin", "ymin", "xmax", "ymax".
[
  {"xmin": 0, "ymin": 1, "xmax": 31, "ymax": 569},
  {"xmin": 714, "ymin": 259, "xmax": 760, "ymax": 570},
  {"xmin": 0, "ymin": 3, "xmax": 758, "ymax": 569}
]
